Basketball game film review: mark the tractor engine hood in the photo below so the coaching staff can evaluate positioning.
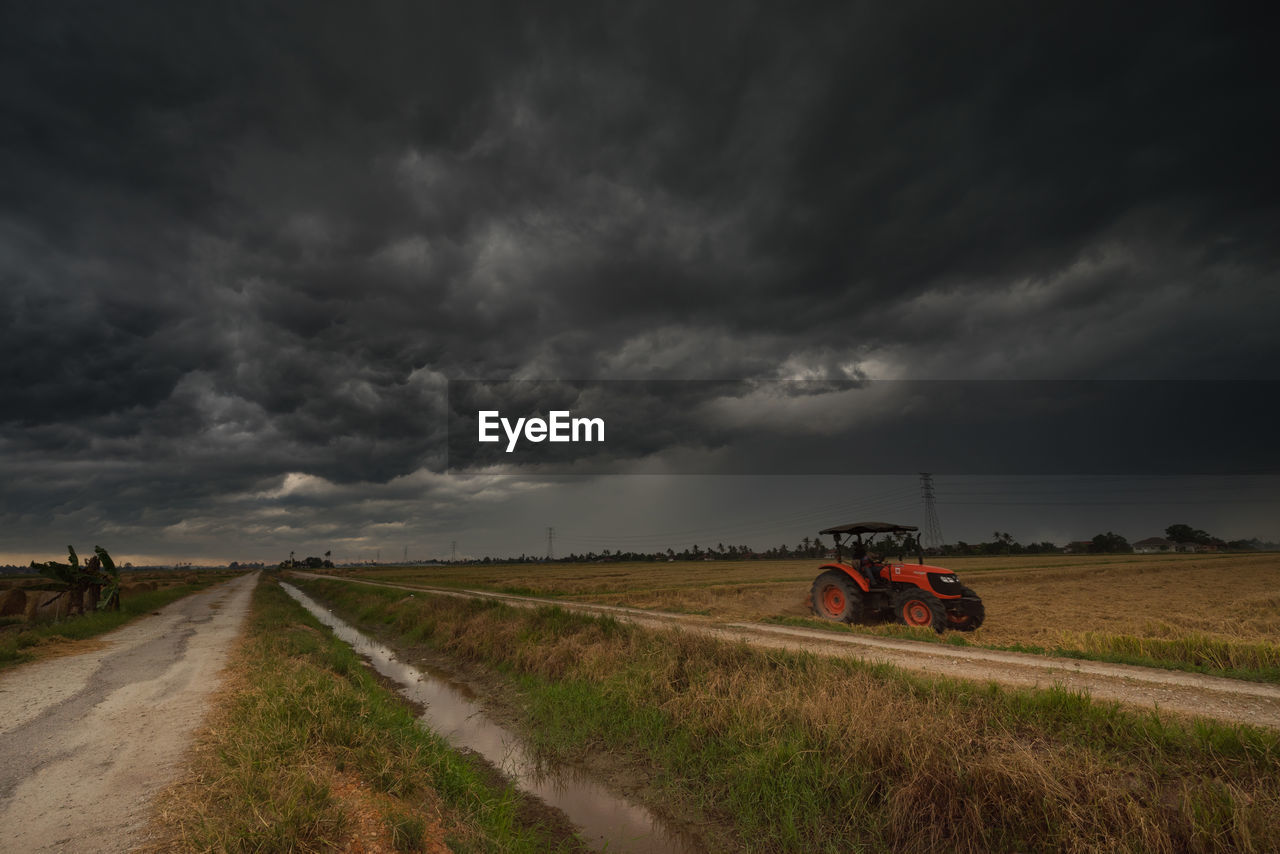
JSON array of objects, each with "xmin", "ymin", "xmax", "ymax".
[
  {"xmin": 890, "ymin": 563, "xmax": 953, "ymax": 575},
  {"xmin": 887, "ymin": 563, "xmax": 964, "ymax": 598}
]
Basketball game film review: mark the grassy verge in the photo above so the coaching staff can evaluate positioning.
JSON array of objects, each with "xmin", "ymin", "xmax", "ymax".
[
  {"xmin": 295, "ymin": 576, "xmax": 1280, "ymax": 854},
  {"xmin": 1055, "ymin": 630, "xmax": 1280, "ymax": 683},
  {"xmin": 152, "ymin": 578, "xmax": 572, "ymax": 853},
  {"xmin": 760, "ymin": 616, "xmax": 1280, "ymax": 683},
  {"xmin": 0, "ymin": 581, "xmax": 219, "ymax": 671}
]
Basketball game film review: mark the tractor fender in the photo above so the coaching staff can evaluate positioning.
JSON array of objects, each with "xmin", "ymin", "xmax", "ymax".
[{"xmin": 817, "ymin": 563, "xmax": 870, "ymax": 593}]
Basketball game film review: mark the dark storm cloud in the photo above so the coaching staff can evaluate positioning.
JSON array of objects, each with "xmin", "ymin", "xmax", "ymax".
[
  {"xmin": 445, "ymin": 380, "xmax": 1280, "ymax": 475},
  {"xmin": 2, "ymin": 1, "xmax": 1277, "ymax": 557}
]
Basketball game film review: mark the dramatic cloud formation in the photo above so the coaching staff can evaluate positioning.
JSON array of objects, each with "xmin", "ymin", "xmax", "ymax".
[{"xmin": 2, "ymin": 2, "xmax": 1276, "ymax": 562}]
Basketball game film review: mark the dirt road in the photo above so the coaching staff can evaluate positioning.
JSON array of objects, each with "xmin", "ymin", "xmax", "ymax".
[
  {"xmin": 0, "ymin": 572, "xmax": 258, "ymax": 854},
  {"xmin": 293, "ymin": 572, "xmax": 1280, "ymax": 730}
]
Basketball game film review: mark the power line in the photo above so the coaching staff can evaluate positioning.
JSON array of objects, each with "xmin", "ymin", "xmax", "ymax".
[{"xmin": 920, "ymin": 473, "xmax": 943, "ymax": 550}]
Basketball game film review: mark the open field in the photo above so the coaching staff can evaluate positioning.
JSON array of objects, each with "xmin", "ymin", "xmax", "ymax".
[
  {"xmin": 294, "ymin": 570, "xmax": 1280, "ymax": 728},
  {"xmin": 291, "ymin": 575, "xmax": 1280, "ymax": 853},
  {"xmin": 340, "ymin": 553, "xmax": 1280, "ymax": 681}
]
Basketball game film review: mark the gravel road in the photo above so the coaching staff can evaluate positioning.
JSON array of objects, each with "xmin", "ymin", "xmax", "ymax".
[
  {"xmin": 292, "ymin": 572, "xmax": 1280, "ymax": 730},
  {"xmin": 0, "ymin": 572, "xmax": 258, "ymax": 854}
]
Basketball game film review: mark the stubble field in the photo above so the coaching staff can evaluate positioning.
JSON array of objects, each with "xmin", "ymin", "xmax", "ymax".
[{"xmin": 345, "ymin": 552, "xmax": 1280, "ymax": 682}]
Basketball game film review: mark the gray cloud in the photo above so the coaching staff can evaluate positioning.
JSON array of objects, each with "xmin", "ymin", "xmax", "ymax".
[{"xmin": 2, "ymin": 1, "xmax": 1277, "ymax": 561}]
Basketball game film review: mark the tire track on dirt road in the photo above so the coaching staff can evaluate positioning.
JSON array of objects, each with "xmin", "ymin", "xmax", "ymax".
[
  {"xmin": 0, "ymin": 572, "xmax": 258, "ymax": 854},
  {"xmin": 292, "ymin": 572, "xmax": 1280, "ymax": 730}
]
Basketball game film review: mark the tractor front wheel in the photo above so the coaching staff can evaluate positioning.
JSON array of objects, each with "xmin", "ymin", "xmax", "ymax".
[
  {"xmin": 894, "ymin": 589, "xmax": 946, "ymax": 633},
  {"xmin": 810, "ymin": 571, "xmax": 862, "ymax": 623},
  {"xmin": 946, "ymin": 585, "xmax": 985, "ymax": 631}
]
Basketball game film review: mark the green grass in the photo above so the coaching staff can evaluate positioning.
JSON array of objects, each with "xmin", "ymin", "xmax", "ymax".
[
  {"xmin": 0, "ymin": 582, "xmax": 218, "ymax": 670},
  {"xmin": 160, "ymin": 579, "xmax": 572, "ymax": 853},
  {"xmin": 1062, "ymin": 631, "xmax": 1280, "ymax": 682},
  {"xmin": 386, "ymin": 810, "xmax": 427, "ymax": 852},
  {"xmin": 295, "ymin": 577, "xmax": 1280, "ymax": 854}
]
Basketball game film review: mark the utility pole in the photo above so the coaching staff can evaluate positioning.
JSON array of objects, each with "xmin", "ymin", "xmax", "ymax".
[
  {"xmin": 450, "ymin": 540, "xmax": 457, "ymax": 562},
  {"xmin": 919, "ymin": 473, "xmax": 943, "ymax": 551},
  {"xmin": 546, "ymin": 526, "xmax": 555, "ymax": 561},
  {"xmin": 403, "ymin": 544, "xmax": 408, "ymax": 564}
]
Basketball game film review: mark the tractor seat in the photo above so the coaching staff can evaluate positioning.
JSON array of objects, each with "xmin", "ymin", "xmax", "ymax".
[{"xmin": 860, "ymin": 558, "xmax": 885, "ymax": 587}]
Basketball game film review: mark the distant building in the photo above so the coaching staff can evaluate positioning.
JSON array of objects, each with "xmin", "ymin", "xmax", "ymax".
[
  {"xmin": 1064, "ymin": 541, "xmax": 1093, "ymax": 554},
  {"xmin": 1176, "ymin": 542, "xmax": 1220, "ymax": 553},
  {"xmin": 1133, "ymin": 537, "xmax": 1173, "ymax": 554}
]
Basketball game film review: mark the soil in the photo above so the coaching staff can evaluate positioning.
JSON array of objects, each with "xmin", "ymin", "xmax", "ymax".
[
  {"xmin": 0, "ymin": 573, "xmax": 258, "ymax": 853},
  {"xmin": 325, "ymin": 766, "xmax": 451, "ymax": 854},
  {"xmin": 293, "ymin": 572, "xmax": 1280, "ymax": 731}
]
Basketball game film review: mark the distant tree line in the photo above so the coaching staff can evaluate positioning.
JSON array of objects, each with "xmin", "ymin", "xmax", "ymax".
[
  {"xmin": 455, "ymin": 523, "xmax": 1274, "ymax": 564},
  {"xmin": 938, "ymin": 533, "xmax": 1062, "ymax": 556},
  {"xmin": 939, "ymin": 523, "xmax": 1269, "ymax": 556},
  {"xmin": 277, "ymin": 550, "xmax": 333, "ymax": 569}
]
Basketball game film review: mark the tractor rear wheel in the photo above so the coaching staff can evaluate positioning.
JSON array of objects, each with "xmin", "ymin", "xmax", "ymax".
[
  {"xmin": 946, "ymin": 585, "xmax": 985, "ymax": 631},
  {"xmin": 894, "ymin": 588, "xmax": 946, "ymax": 633},
  {"xmin": 810, "ymin": 571, "xmax": 862, "ymax": 623}
]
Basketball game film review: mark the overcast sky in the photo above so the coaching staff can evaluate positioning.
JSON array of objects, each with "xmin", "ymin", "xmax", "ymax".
[{"xmin": 2, "ymin": 2, "xmax": 1277, "ymax": 565}]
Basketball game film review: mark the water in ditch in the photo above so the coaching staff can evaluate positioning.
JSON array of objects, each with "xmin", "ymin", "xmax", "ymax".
[{"xmin": 281, "ymin": 583, "xmax": 702, "ymax": 854}]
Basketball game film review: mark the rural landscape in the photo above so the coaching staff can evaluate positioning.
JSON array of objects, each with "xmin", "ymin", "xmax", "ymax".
[
  {"xmin": 2, "ymin": 546, "xmax": 1278, "ymax": 852},
  {"xmin": 5, "ymin": 2, "xmax": 1278, "ymax": 853}
]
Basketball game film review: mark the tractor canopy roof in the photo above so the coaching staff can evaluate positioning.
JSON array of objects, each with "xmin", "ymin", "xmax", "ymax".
[{"xmin": 819, "ymin": 522, "xmax": 919, "ymax": 536}]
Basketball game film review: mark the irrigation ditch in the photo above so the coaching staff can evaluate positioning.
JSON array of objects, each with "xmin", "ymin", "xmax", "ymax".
[{"xmin": 281, "ymin": 582, "xmax": 706, "ymax": 853}]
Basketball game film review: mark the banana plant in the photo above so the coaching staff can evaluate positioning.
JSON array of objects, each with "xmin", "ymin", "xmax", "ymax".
[
  {"xmin": 29, "ymin": 545, "xmax": 123, "ymax": 615},
  {"xmin": 30, "ymin": 546, "xmax": 91, "ymax": 616},
  {"xmin": 94, "ymin": 545, "xmax": 122, "ymax": 611}
]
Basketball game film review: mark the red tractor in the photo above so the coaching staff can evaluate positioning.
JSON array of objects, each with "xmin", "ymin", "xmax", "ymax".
[{"xmin": 809, "ymin": 522, "xmax": 984, "ymax": 633}]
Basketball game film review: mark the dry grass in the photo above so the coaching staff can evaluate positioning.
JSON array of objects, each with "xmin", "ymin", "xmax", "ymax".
[
  {"xmin": 146, "ymin": 580, "xmax": 572, "ymax": 853},
  {"xmin": 297, "ymin": 577, "xmax": 1280, "ymax": 854},
  {"xmin": 345, "ymin": 553, "xmax": 1280, "ymax": 677}
]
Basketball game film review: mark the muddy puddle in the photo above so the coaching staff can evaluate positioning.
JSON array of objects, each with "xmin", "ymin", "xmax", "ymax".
[{"xmin": 281, "ymin": 583, "xmax": 702, "ymax": 854}]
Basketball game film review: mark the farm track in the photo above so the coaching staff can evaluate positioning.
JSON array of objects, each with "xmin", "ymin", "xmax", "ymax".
[
  {"xmin": 0, "ymin": 573, "xmax": 258, "ymax": 854},
  {"xmin": 293, "ymin": 572, "xmax": 1280, "ymax": 730}
]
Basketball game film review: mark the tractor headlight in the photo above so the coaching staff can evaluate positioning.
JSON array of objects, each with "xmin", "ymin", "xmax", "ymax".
[{"xmin": 926, "ymin": 573, "xmax": 960, "ymax": 596}]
